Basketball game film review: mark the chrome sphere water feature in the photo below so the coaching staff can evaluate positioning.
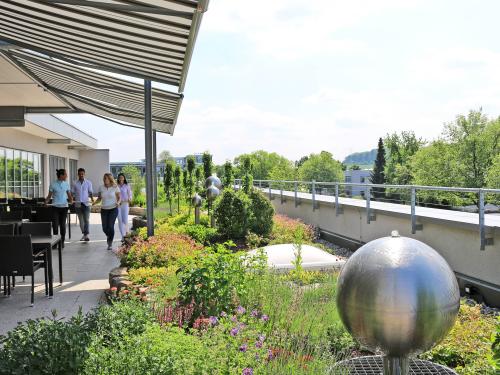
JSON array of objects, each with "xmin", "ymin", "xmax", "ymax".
[
  {"xmin": 205, "ymin": 174, "xmax": 222, "ymax": 189},
  {"xmin": 206, "ymin": 184, "xmax": 220, "ymax": 202},
  {"xmin": 336, "ymin": 231, "xmax": 460, "ymax": 375},
  {"xmin": 191, "ymin": 193, "xmax": 202, "ymax": 207}
]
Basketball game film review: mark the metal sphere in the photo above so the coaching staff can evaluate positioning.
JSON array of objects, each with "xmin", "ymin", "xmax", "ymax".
[
  {"xmin": 191, "ymin": 193, "xmax": 202, "ymax": 207},
  {"xmin": 336, "ymin": 231, "xmax": 460, "ymax": 358},
  {"xmin": 206, "ymin": 184, "xmax": 220, "ymax": 202},
  {"xmin": 205, "ymin": 174, "xmax": 222, "ymax": 189}
]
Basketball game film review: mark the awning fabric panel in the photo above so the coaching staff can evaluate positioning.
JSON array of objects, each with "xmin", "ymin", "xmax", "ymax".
[
  {"xmin": 0, "ymin": 0, "xmax": 202, "ymax": 85},
  {"xmin": 4, "ymin": 49, "xmax": 182, "ymax": 133}
]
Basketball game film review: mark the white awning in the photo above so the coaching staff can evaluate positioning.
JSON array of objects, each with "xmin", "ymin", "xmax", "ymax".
[{"xmin": 0, "ymin": 0, "xmax": 208, "ymax": 89}]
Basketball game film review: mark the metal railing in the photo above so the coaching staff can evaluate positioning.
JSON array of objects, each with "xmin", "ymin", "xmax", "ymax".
[{"xmin": 234, "ymin": 179, "xmax": 500, "ymax": 250}]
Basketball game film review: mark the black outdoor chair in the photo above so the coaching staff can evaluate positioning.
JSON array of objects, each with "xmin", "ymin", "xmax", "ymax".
[
  {"xmin": 0, "ymin": 210, "xmax": 23, "ymax": 221},
  {"xmin": 0, "ymin": 223, "xmax": 15, "ymax": 235},
  {"xmin": 33, "ymin": 206, "xmax": 55, "ymax": 231},
  {"xmin": 0, "ymin": 235, "xmax": 48, "ymax": 305}
]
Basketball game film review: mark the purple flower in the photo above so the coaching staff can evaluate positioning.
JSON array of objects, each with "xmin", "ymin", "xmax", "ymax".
[
  {"xmin": 238, "ymin": 323, "xmax": 247, "ymax": 329},
  {"xmin": 267, "ymin": 349, "xmax": 274, "ymax": 360},
  {"xmin": 261, "ymin": 314, "xmax": 269, "ymax": 322},
  {"xmin": 209, "ymin": 316, "xmax": 219, "ymax": 326},
  {"xmin": 255, "ymin": 340, "xmax": 263, "ymax": 348},
  {"xmin": 236, "ymin": 306, "xmax": 246, "ymax": 315},
  {"xmin": 242, "ymin": 368, "xmax": 253, "ymax": 375},
  {"xmin": 220, "ymin": 311, "xmax": 227, "ymax": 318},
  {"xmin": 230, "ymin": 327, "xmax": 239, "ymax": 337},
  {"xmin": 258, "ymin": 334, "xmax": 266, "ymax": 342},
  {"xmin": 230, "ymin": 315, "xmax": 238, "ymax": 322},
  {"xmin": 239, "ymin": 343, "xmax": 248, "ymax": 352},
  {"xmin": 251, "ymin": 309, "xmax": 259, "ymax": 318}
]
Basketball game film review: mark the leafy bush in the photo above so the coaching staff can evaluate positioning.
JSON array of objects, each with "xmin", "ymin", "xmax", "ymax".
[
  {"xmin": 247, "ymin": 189, "xmax": 275, "ymax": 237},
  {"xmin": 214, "ymin": 189, "xmax": 252, "ymax": 239},
  {"xmin": 421, "ymin": 302, "xmax": 497, "ymax": 375},
  {"xmin": 0, "ymin": 310, "xmax": 91, "ymax": 375},
  {"xmin": 128, "ymin": 266, "xmax": 179, "ymax": 300},
  {"xmin": 132, "ymin": 192, "xmax": 146, "ymax": 207},
  {"xmin": 327, "ymin": 322, "xmax": 358, "ymax": 356},
  {"xmin": 490, "ymin": 316, "xmax": 500, "ymax": 371},
  {"xmin": 181, "ymin": 224, "xmax": 218, "ymax": 245},
  {"xmin": 83, "ymin": 325, "xmax": 209, "ymax": 375},
  {"xmin": 177, "ymin": 247, "xmax": 267, "ymax": 317},
  {"xmin": 270, "ymin": 214, "xmax": 315, "ymax": 244},
  {"xmin": 119, "ymin": 233, "xmax": 202, "ymax": 269},
  {"xmin": 246, "ymin": 231, "xmax": 267, "ymax": 248}
]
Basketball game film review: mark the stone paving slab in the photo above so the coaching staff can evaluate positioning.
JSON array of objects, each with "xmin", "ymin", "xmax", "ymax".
[{"xmin": 0, "ymin": 213, "xmax": 124, "ymax": 336}]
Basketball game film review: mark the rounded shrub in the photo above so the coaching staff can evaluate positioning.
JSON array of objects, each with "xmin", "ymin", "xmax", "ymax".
[
  {"xmin": 213, "ymin": 189, "xmax": 251, "ymax": 240},
  {"xmin": 247, "ymin": 189, "xmax": 274, "ymax": 237}
]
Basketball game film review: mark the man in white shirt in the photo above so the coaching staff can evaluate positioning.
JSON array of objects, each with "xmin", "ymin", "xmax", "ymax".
[{"xmin": 72, "ymin": 168, "xmax": 94, "ymax": 241}]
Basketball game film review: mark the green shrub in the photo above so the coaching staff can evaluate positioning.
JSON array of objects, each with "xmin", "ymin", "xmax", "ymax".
[
  {"xmin": 421, "ymin": 302, "xmax": 497, "ymax": 375},
  {"xmin": 132, "ymin": 192, "xmax": 146, "ymax": 207},
  {"xmin": 181, "ymin": 224, "xmax": 218, "ymax": 245},
  {"xmin": 0, "ymin": 310, "xmax": 91, "ymax": 375},
  {"xmin": 247, "ymin": 189, "xmax": 275, "ymax": 237},
  {"xmin": 214, "ymin": 189, "xmax": 252, "ymax": 240},
  {"xmin": 490, "ymin": 316, "xmax": 500, "ymax": 371},
  {"xmin": 83, "ymin": 325, "xmax": 209, "ymax": 375},
  {"xmin": 177, "ymin": 247, "xmax": 267, "ymax": 317},
  {"xmin": 128, "ymin": 266, "xmax": 179, "ymax": 300},
  {"xmin": 327, "ymin": 322, "xmax": 357, "ymax": 356},
  {"xmin": 270, "ymin": 214, "xmax": 315, "ymax": 244},
  {"xmin": 119, "ymin": 233, "xmax": 202, "ymax": 269}
]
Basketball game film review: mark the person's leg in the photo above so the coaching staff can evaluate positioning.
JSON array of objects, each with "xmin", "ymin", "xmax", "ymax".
[
  {"xmin": 82, "ymin": 204, "xmax": 91, "ymax": 237},
  {"xmin": 101, "ymin": 209, "xmax": 109, "ymax": 239},
  {"xmin": 52, "ymin": 208, "xmax": 60, "ymax": 235},
  {"xmin": 59, "ymin": 208, "xmax": 67, "ymax": 244},
  {"xmin": 117, "ymin": 204, "xmax": 126, "ymax": 238},
  {"xmin": 107, "ymin": 207, "xmax": 119, "ymax": 245},
  {"xmin": 122, "ymin": 203, "xmax": 129, "ymax": 235},
  {"xmin": 76, "ymin": 205, "xmax": 85, "ymax": 237}
]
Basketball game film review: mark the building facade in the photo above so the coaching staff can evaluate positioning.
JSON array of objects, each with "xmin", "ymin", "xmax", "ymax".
[
  {"xmin": 343, "ymin": 169, "xmax": 372, "ymax": 197},
  {"xmin": 0, "ymin": 114, "xmax": 109, "ymax": 200}
]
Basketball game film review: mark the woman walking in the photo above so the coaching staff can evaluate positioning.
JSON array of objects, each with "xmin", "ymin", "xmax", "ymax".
[
  {"xmin": 94, "ymin": 173, "xmax": 121, "ymax": 250},
  {"xmin": 45, "ymin": 169, "xmax": 73, "ymax": 248},
  {"xmin": 117, "ymin": 173, "xmax": 132, "ymax": 241}
]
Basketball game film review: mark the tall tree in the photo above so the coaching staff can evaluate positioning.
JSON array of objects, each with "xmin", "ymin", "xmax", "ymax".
[
  {"xmin": 371, "ymin": 138, "xmax": 386, "ymax": 184},
  {"xmin": 234, "ymin": 150, "xmax": 294, "ymax": 180},
  {"xmin": 297, "ymin": 151, "xmax": 343, "ymax": 182},
  {"xmin": 202, "ymin": 152, "xmax": 213, "ymax": 179},
  {"xmin": 158, "ymin": 150, "xmax": 174, "ymax": 163},
  {"xmin": 223, "ymin": 161, "xmax": 234, "ymax": 188},
  {"xmin": 163, "ymin": 161, "xmax": 174, "ymax": 214},
  {"xmin": 186, "ymin": 155, "xmax": 196, "ymax": 199},
  {"xmin": 194, "ymin": 165, "xmax": 203, "ymax": 193},
  {"xmin": 241, "ymin": 156, "xmax": 254, "ymax": 194},
  {"xmin": 384, "ymin": 131, "xmax": 425, "ymax": 185},
  {"xmin": 174, "ymin": 165, "xmax": 182, "ymax": 213}
]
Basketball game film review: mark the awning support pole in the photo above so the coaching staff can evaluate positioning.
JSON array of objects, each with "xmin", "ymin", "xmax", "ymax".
[
  {"xmin": 153, "ymin": 130, "xmax": 158, "ymax": 207},
  {"xmin": 144, "ymin": 80, "xmax": 154, "ymax": 237}
]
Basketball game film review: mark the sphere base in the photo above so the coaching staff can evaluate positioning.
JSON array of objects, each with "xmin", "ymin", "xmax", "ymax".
[{"xmin": 334, "ymin": 355, "xmax": 457, "ymax": 374}]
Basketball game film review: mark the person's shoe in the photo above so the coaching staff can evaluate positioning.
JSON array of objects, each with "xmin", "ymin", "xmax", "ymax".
[
  {"xmin": 84, "ymin": 235, "xmax": 90, "ymax": 242},
  {"xmin": 80, "ymin": 235, "xmax": 86, "ymax": 241},
  {"xmin": 107, "ymin": 240, "xmax": 112, "ymax": 250}
]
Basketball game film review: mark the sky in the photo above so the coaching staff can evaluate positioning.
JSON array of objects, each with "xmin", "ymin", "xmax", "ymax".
[{"xmin": 61, "ymin": 0, "xmax": 500, "ymax": 164}]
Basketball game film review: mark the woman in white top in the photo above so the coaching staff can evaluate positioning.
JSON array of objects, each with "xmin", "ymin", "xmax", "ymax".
[
  {"xmin": 117, "ymin": 173, "xmax": 133, "ymax": 241},
  {"xmin": 93, "ymin": 173, "xmax": 121, "ymax": 250}
]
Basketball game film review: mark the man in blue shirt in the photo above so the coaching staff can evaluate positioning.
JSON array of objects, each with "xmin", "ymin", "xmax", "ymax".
[
  {"xmin": 46, "ymin": 168, "xmax": 73, "ymax": 247},
  {"xmin": 72, "ymin": 168, "xmax": 94, "ymax": 241}
]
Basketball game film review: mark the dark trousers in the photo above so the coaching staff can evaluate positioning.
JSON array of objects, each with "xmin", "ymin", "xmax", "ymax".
[
  {"xmin": 101, "ymin": 207, "xmax": 118, "ymax": 243},
  {"xmin": 52, "ymin": 207, "xmax": 68, "ymax": 242}
]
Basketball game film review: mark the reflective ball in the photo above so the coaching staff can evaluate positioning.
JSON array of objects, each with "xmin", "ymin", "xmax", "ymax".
[
  {"xmin": 336, "ymin": 231, "xmax": 460, "ymax": 358},
  {"xmin": 205, "ymin": 174, "xmax": 222, "ymax": 189},
  {"xmin": 191, "ymin": 194, "xmax": 202, "ymax": 207},
  {"xmin": 206, "ymin": 184, "xmax": 220, "ymax": 202}
]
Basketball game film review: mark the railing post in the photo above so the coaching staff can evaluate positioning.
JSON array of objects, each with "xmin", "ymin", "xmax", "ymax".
[
  {"xmin": 312, "ymin": 180, "xmax": 316, "ymax": 211},
  {"xmin": 366, "ymin": 185, "xmax": 371, "ymax": 224},
  {"xmin": 411, "ymin": 187, "xmax": 416, "ymax": 234},
  {"xmin": 280, "ymin": 183, "xmax": 284, "ymax": 204},
  {"xmin": 479, "ymin": 189, "xmax": 485, "ymax": 250},
  {"xmin": 268, "ymin": 182, "xmax": 272, "ymax": 200},
  {"xmin": 335, "ymin": 183, "xmax": 339, "ymax": 216},
  {"xmin": 294, "ymin": 181, "xmax": 298, "ymax": 207}
]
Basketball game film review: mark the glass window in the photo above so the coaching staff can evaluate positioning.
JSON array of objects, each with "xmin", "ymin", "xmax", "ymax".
[
  {"xmin": 0, "ymin": 147, "xmax": 43, "ymax": 199},
  {"xmin": 0, "ymin": 148, "xmax": 5, "ymax": 200},
  {"xmin": 69, "ymin": 159, "xmax": 78, "ymax": 184}
]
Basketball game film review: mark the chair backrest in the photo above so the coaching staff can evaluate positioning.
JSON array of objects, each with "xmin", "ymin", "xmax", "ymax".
[
  {"xmin": 0, "ymin": 223, "xmax": 15, "ymax": 235},
  {"xmin": 0, "ymin": 235, "xmax": 34, "ymax": 276},
  {"xmin": 33, "ymin": 206, "xmax": 54, "ymax": 222},
  {"xmin": 21, "ymin": 222, "xmax": 52, "ymax": 236},
  {"xmin": 0, "ymin": 210, "xmax": 23, "ymax": 221}
]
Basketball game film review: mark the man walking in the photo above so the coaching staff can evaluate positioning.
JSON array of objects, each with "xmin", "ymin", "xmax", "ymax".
[{"xmin": 72, "ymin": 168, "xmax": 94, "ymax": 241}]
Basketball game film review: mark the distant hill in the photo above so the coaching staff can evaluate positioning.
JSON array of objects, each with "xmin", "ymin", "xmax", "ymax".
[{"xmin": 343, "ymin": 149, "xmax": 376, "ymax": 168}]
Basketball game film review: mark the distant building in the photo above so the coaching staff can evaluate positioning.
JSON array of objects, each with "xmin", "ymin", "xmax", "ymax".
[
  {"xmin": 343, "ymin": 169, "xmax": 372, "ymax": 197},
  {"xmin": 110, "ymin": 153, "xmax": 203, "ymax": 178}
]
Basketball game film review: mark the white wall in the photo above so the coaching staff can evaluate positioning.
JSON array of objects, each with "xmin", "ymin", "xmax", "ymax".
[{"xmin": 78, "ymin": 149, "xmax": 110, "ymax": 190}]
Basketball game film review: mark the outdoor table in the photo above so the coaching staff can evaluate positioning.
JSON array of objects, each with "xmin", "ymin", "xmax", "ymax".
[
  {"xmin": 0, "ymin": 219, "xmax": 27, "ymax": 234},
  {"xmin": 31, "ymin": 234, "xmax": 62, "ymax": 297}
]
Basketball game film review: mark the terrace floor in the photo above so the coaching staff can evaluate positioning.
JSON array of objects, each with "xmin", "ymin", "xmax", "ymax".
[{"xmin": 0, "ymin": 213, "xmax": 124, "ymax": 336}]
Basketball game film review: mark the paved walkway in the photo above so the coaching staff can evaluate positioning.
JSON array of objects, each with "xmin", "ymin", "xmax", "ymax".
[{"xmin": 0, "ymin": 213, "xmax": 126, "ymax": 336}]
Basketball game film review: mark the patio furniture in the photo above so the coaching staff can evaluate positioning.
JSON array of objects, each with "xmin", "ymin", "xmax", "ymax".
[
  {"xmin": 0, "ymin": 235, "xmax": 49, "ymax": 305},
  {"xmin": 0, "ymin": 210, "xmax": 23, "ymax": 221},
  {"xmin": 0, "ymin": 223, "xmax": 15, "ymax": 235},
  {"xmin": 33, "ymin": 206, "xmax": 71, "ymax": 241},
  {"xmin": 22, "ymin": 223, "xmax": 62, "ymax": 292}
]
